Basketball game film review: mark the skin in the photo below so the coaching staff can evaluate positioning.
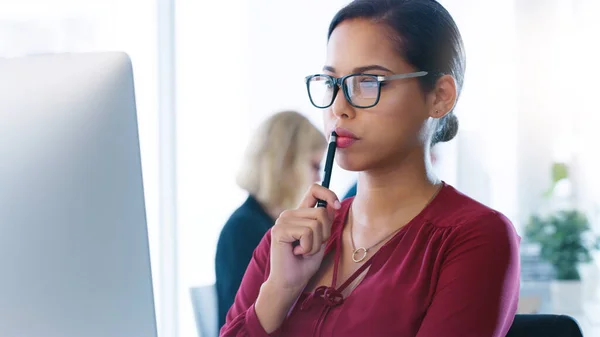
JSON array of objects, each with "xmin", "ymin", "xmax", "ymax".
[
  {"xmin": 264, "ymin": 149, "xmax": 326, "ymax": 220},
  {"xmin": 309, "ymin": 150, "xmax": 325, "ymax": 184},
  {"xmin": 255, "ymin": 18, "xmax": 458, "ymax": 333}
]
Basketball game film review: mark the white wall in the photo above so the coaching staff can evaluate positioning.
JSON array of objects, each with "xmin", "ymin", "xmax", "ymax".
[
  {"xmin": 514, "ymin": 0, "xmax": 600, "ymax": 228},
  {"xmin": 442, "ymin": 0, "xmax": 599, "ymax": 234},
  {"xmin": 441, "ymin": 0, "xmax": 520, "ymax": 228}
]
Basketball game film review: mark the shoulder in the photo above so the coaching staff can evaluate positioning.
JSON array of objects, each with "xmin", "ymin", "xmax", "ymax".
[
  {"xmin": 224, "ymin": 196, "xmax": 272, "ymax": 227},
  {"xmin": 426, "ymin": 183, "xmax": 520, "ymax": 257},
  {"xmin": 219, "ymin": 207, "xmax": 251, "ymax": 237},
  {"xmin": 216, "ymin": 212, "xmax": 273, "ymax": 270},
  {"xmin": 427, "ymin": 183, "xmax": 514, "ymax": 231},
  {"xmin": 447, "ymin": 210, "xmax": 519, "ymax": 249},
  {"xmin": 218, "ymin": 198, "xmax": 273, "ymax": 246},
  {"xmin": 424, "ymin": 183, "xmax": 520, "ymax": 249}
]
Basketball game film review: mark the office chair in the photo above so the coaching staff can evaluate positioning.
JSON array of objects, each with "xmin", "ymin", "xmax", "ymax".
[
  {"xmin": 506, "ymin": 314, "xmax": 584, "ymax": 337},
  {"xmin": 190, "ymin": 285, "xmax": 218, "ymax": 337}
]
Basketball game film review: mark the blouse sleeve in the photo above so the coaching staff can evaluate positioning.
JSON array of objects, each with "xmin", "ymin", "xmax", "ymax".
[
  {"xmin": 219, "ymin": 230, "xmax": 273, "ymax": 337},
  {"xmin": 416, "ymin": 212, "xmax": 521, "ymax": 337}
]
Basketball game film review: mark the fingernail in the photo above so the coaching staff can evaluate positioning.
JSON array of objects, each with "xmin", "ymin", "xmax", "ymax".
[{"xmin": 334, "ymin": 200, "xmax": 341, "ymax": 209}]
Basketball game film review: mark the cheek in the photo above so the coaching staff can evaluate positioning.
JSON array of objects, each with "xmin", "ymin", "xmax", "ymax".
[
  {"xmin": 306, "ymin": 165, "xmax": 320, "ymax": 183},
  {"xmin": 389, "ymin": 85, "xmax": 426, "ymax": 117},
  {"xmin": 369, "ymin": 89, "xmax": 428, "ymax": 142},
  {"xmin": 313, "ymin": 170, "xmax": 321, "ymax": 183}
]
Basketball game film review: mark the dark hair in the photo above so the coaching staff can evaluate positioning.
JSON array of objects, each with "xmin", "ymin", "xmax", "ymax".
[{"xmin": 328, "ymin": 0, "xmax": 465, "ymax": 145}]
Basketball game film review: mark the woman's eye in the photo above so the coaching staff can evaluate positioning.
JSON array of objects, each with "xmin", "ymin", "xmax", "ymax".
[{"xmin": 359, "ymin": 79, "xmax": 378, "ymax": 87}]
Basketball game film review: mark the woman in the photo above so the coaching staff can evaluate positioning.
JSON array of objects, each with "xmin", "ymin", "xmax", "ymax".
[
  {"xmin": 215, "ymin": 110, "xmax": 326, "ymax": 329},
  {"xmin": 221, "ymin": 1, "xmax": 520, "ymax": 336}
]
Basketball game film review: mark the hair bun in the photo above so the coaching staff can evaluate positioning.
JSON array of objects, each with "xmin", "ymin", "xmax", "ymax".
[{"xmin": 434, "ymin": 112, "xmax": 459, "ymax": 144}]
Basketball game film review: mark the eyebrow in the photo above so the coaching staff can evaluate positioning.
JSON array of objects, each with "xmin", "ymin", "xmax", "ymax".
[{"xmin": 322, "ymin": 64, "xmax": 393, "ymax": 74}]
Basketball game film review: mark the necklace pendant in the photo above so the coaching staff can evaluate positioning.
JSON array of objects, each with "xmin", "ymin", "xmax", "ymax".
[{"xmin": 352, "ymin": 247, "xmax": 368, "ymax": 263}]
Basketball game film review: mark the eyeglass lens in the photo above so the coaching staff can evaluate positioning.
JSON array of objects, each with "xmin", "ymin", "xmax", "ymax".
[{"xmin": 307, "ymin": 74, "xmax": 380, "ymax": 108}]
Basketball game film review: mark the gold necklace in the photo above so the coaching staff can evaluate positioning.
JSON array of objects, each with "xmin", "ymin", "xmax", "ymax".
[
  {"xmin": 349, "ymin": 183, "xmax": 443, "ymax": 263},
  {"xmin": 349, "ymin": 219, "xmax": 403, "ymax": 263}
]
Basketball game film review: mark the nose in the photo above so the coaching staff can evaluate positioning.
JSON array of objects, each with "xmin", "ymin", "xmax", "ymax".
[{"xmin": 330, "ymin": 83, "xmax": 356, "ymax": 120}]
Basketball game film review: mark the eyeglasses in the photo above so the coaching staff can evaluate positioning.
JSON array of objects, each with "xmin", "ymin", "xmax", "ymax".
[{"xmin": 305, "ymin": 71, "xmax": 428, "ymax": 109}]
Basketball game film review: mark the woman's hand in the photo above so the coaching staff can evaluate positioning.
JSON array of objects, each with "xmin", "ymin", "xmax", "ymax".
[
  {"xmin": 267, "ymin": 183, "xmax": 341, "ymax": 291},
  {"xmin": 254, "ymin": 184, "xmax": 340, "ymax": 333}
]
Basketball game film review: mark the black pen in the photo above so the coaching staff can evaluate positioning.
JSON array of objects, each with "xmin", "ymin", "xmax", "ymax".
[
  {"xmin": 292, "ymin": 131, "xmax": 337, "ymax": 251},
  {"xmin": 316, "ymin": 131, "xmax": 337, "ymax": 208}
]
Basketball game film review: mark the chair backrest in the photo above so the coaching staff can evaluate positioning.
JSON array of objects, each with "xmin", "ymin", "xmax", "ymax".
[
  {"xmin": 506, "ymin": 314, "xmax": 583, "ymax": 337},
  {"xmin": 190, "ymin": 285, "xmax": 218, "ymax": 337}
]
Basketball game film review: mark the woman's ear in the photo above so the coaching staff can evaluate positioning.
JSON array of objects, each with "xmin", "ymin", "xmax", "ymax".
[{"xmin": 428, "ymin": 75, "xmax": 457, "ymax": 119}]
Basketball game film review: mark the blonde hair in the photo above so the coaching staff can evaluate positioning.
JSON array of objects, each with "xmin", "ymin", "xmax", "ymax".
[{"xmin": 236, "ymin": 111, "xmax": 326, "ymax": 211}]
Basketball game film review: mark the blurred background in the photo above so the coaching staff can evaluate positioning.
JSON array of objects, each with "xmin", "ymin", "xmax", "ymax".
[{"xmin": 1, "ymin": 0, "xmax": 598, "ymax": 336}]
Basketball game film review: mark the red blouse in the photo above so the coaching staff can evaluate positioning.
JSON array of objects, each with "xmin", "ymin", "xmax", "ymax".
[{"xmin": 220, "ymin": 183, "xmax": 521, "ymax": 337}]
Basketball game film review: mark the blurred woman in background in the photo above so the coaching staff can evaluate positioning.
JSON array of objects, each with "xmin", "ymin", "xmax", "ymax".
[{"xmin": 215, "ymin": 110, "xmax": 326, "ymax": 329}]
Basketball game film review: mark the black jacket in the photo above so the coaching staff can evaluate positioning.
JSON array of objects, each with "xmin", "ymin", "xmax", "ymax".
[{"xmin": 215, "ymin": 195, "xmax": 274, "ymax": 329}]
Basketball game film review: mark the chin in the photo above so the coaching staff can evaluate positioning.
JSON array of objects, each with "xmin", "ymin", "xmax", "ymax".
[{"xmin": 335, "ymin": 153, "xmax": 370, "ymax": 172}]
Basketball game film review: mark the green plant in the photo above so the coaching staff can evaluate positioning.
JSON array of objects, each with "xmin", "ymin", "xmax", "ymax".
[
  {"xmin": 543, "ymin": 162, "xmax": 569, "ymax": 197},
  {"xmin": 525, "ymin": 209, "xmax": 600, "ymax": 280}
]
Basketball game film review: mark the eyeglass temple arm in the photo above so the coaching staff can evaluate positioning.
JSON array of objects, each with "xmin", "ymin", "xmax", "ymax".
[{"xmin": 378, "ymin": 71, "xmax": 429, "ymax": 81}]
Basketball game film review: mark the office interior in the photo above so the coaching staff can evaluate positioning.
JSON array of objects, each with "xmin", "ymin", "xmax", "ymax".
[{"xmin": 1, "ymin": 0, "xmax": 599, "ymax": 336}]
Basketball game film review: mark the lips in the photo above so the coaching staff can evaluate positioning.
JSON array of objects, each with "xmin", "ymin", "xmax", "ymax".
[
  {"xmin": 333, "ymin": 127, "xmax": 359, "ymax": 148},
  {"xmin": 334, "ymin": 127, "xmax": 358, "ymax": 139}
]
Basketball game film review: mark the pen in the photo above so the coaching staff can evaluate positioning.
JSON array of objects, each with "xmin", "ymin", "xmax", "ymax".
[
  {"xmin": 316, "ymin": 131, "xmax": 337, "ymax": 208},
  {"xmin": 292, "ymin": 131, "xmax": 337, "ymax": 251}
]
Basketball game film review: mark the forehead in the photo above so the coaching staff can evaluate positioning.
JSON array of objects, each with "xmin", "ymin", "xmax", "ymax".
[{"xmin": 326, "ymin": 19, "xmax": 408, "ymax": 74}]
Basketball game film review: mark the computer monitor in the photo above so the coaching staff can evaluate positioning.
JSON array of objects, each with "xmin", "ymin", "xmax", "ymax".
[{"xmin": 0, "ymin": 52, "xmax": 157, "ymax": 337}]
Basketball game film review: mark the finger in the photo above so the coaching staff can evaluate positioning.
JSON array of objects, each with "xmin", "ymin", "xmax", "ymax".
[
  {"xmin": 298, "ymin": 242, "xmax": 326, "ymax": 258},
  {"xmin": 273, "ymin": 224, "xmax": 314, "ymax": 255},
  {"xmin": 293, "ymin": 242, "xmax": 311, "ymax": 256},
  {"xmin": 280, "ymin": 218, "xmax": 323, "ymax": 255},
  {"xmin": 296, "ymin": 226, "xmax": 314, "ymax": 256},
  {"xmin": 299, "ymin": 184, "xmax": 341, "ymax": 210},
  {"xmin": 276, "ymin": 208, "xmax": 332, "ymax": 243}
]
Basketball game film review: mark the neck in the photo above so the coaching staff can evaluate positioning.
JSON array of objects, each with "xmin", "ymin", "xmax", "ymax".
[
  {"xmin": 265, "ymin": 206, "xmax": 284, "ymax": 221},
  {"xmin": 351, "ymin": 147, "xmax": 441, "ymax": 231},
  {"xmin": 251, "ymin": 195, "xmax": 283, "ymax": 221}
]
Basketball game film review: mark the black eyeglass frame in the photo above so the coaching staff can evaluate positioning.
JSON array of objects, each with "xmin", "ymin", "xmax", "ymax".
[{"xmin": 305, "ymin": 71, "xmax": 429, "ymax": 109}]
